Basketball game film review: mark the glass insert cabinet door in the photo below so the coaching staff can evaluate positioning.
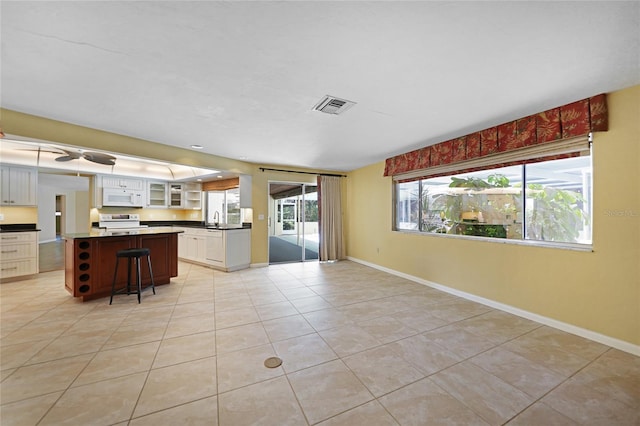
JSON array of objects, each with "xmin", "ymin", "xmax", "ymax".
[
  {"xmin": 148, "ymin": 182, "xmax": 168, "ymax": 207},
  {"xmin": 170, "ymin": 183, "xmax": 183, "ymax": 208}
]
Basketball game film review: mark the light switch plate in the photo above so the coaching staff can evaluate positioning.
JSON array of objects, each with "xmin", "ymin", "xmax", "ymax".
[
  {"xmin": 258, "ymin": 214, "xmax": 265, "ymax": 220},
  {"xmin": 0, "ymin": 213, "xmax": 4, "ymax": 221}
]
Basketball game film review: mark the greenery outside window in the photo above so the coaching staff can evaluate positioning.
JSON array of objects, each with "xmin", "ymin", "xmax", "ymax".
[{"xmin": 394, "ymin": 155, "xmax": 592, "ymax": 245}]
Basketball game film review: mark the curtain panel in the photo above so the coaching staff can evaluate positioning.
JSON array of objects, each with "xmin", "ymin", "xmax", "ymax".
[
  {"xmin": 384, "ymin": 94, "xmax": 607, "ymax": 179},
  {"xmin": 317, "ymin": 175, "xmax": 345, "ymax": 261}
]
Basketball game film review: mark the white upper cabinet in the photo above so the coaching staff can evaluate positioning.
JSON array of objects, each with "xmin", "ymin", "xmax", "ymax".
[
  {"xmin": 1, "ymin": 166, "xmax": 38, "ymax": 206},
  {"xmin": 183, "ymin": 182, "xmax": 202, "ymax": 210},
  {"xmin": 101, "ymin": 176, "xmax": 144, "ymax": 190}
]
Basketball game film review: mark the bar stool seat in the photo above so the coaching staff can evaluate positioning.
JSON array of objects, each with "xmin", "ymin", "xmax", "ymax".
[{"xmin": 110, "ymin": 248, "xmax": 155, "ymax": 304}]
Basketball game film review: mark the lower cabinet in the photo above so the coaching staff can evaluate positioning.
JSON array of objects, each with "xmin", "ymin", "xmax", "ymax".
[
  {"xmin": 177, "ymin": 227, "xmax": 206, "ymax": 264},
  {"xmin": 177, "ymin": 227, "xmax": 250, "ymax": 272},
  {"xmin": 222, "ymin": 229, "xmax": 251, "ymax": 271},
  {"xmin": 0, "ymin": 232, "xmax": 39, "ymax": 280},
  {"xmin": 206, "ymin": 230, "xmax": 224, "ymax": 262}
]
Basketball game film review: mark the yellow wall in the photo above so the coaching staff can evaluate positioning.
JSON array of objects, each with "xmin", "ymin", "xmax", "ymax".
[
  {"xmin": 0, "ymin": 206, "xmax": 38, "ymax": 224},
  {"xmin": 346, "ymin": 85, "xmax": 640, "ymax": 347}
]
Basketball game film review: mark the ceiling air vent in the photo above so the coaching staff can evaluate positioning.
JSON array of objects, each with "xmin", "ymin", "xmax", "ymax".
[{"xmin": 313, "ymin": 95, "xmax": 356, "ymax": 115}]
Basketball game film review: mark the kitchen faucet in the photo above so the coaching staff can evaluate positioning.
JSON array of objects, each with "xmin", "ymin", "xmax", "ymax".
[{"xmin": 213, "ymin": 211, "xmax": 220, "ymax": 225}]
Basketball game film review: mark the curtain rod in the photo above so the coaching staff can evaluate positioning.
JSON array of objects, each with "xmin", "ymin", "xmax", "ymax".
[{"xmin": 258, "ymin": 167, "xmax": 346, "ymax": 177}]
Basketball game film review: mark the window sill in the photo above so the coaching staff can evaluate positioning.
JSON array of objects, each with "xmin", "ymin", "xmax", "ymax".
[{"xmin": 394, "ymin": 229, "xmax": 594, "ymax": 252}]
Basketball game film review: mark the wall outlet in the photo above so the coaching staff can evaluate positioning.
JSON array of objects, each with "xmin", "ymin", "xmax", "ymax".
[
  {"xmin": 258, "ymin": 214, "xmax": 265, "ymax": 220},
  {"xmin": 0, "ymin": 213, "xmax": 4, "ymax": 221}
]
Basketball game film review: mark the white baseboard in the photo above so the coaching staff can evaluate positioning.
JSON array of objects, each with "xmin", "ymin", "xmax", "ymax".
[
  {"xmin": 250, "ymin": 263, "xmax": 269, "ymax": 268},
  {"xmin": 347, "ymin": 256, "xmax": 640, "ymax": 357}
]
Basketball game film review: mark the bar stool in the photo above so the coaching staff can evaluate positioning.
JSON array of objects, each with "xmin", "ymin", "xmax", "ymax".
[{"xmin": 110, "ymin": 248, "xmax": 155, "ymax": 304}]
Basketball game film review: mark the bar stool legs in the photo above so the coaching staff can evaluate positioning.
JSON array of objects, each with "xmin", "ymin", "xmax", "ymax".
[{"xmin": 110, "ymin": 248, "xmax": 156, "ymax": 304}]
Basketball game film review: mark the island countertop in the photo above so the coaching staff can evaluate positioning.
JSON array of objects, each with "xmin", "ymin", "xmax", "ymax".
[{"xmin": 63, "ymin": 226, "xmax": 182, "ymax": 239}]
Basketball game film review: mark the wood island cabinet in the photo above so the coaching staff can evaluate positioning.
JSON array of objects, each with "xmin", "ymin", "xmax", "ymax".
[{"xmin": 64, "ymin": 229, "xmax": 179, "ymax": 301}]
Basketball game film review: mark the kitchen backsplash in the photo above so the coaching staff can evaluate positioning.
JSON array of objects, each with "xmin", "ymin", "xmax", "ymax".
[
  {"xmin": 0, "ymin": 207, "xmax": 38, "ymax": 224},
  {"xmin": 90, "ymin": 207, "xmax": 202, "ymax": 224}
]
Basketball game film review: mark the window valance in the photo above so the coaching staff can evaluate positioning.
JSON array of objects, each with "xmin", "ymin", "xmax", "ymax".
[{"xmin": 384, "ymin": 94, "xmax": 607, "ymax": 178}]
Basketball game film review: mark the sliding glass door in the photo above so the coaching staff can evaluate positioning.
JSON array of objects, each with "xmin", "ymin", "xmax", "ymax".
[{"xmin": 269, "ymin": 183, "xmax": 318, "ymax": 264}]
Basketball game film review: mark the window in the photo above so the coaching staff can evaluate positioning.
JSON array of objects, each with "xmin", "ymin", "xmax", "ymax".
[
  {"xmin": 206, "ymin": 188, "xmax": 241, "ymax": 225},
  {"xmin": 394, "ymin": 156, "xmax": 592, "ymax": 245}
]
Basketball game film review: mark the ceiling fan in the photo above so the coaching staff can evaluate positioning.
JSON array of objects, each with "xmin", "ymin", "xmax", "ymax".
[{"xmin": 23, "ymin": 145, "xmax": 117, "ymax": 166}]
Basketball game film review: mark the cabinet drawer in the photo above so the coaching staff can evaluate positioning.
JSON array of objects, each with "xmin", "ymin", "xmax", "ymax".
[
  {"xmin": 1, "ymin": 259, "xmax": 37, "ymax": 279},
  {"xmin": 0, "ymin": 232, "xmax": 36, "ymax": 243},
  {"xmin": 0, "ymin": 242, "xmax": 36, "ymax": 260}
]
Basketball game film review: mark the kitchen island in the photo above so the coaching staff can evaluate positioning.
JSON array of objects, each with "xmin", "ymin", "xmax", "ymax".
[{"xmin": 63, "ymin": 227, "xmax": 181, "ymax": 301}]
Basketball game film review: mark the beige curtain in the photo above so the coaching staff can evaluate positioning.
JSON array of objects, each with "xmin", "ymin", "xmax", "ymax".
[{"xmin": 318, "ymin": 175, "xmax": 345, "ymax": 261}]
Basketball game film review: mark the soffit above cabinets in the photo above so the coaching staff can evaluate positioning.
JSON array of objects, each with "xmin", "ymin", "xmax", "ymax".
[{"xmin": 0, "ymin": 137, "xmax": 233, "ymax": 182}]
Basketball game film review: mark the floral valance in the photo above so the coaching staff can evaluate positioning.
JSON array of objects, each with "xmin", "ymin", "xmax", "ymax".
[{"xmin": 384, "ymin": 94, "xmax": 608, "ymax": 177}]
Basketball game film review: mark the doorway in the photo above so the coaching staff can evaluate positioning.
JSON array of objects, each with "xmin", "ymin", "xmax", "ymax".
[
  {"xmin": 268, "ymin": 183, "xmax": 319, "ymax": 264},
  {"xmin": 56, "ymin": 195, "xmax": 65, "ymax": 236}
]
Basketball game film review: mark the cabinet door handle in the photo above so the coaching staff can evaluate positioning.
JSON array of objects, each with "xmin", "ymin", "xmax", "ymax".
[
  {"xmin": 2, "ymin": 237, "xmax": 19, "ymax": 240},
  {"xmin": 1, "ymin": 267, "xmax": 18, "ymax": 271},
  {"xmin": 1, "ymin": 250, "xmax": 18, "ymax": 253}
]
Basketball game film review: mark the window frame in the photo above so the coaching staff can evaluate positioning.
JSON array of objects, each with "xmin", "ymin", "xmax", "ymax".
[{"xmin": 393, "ymin": 155, "xmax": 593, "ymax": 251}]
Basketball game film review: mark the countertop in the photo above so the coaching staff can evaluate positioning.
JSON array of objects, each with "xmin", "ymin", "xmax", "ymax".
[
  {"xmin": 89, "ymin": 220, "xmax": 252, "ymax": 231},
  {"xmin": 143, "ymin": 221, "xmax": 252, "ymax": 230},
  {"xmin": 0, "ymin": 224, "xmax": 41, "ymax": 233},
  {"xmin": 63, "ymin": 226, "xmax": 182, "ymax": 239}
]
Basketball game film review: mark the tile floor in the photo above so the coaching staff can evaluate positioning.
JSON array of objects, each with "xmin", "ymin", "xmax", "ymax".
[{"xmin": 1, "ymin": 260, "xmax": 639, "ymax": 425}]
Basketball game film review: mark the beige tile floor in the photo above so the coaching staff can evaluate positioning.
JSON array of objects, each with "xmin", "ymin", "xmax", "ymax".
[{"xmin": 1, "ymin": 260, "xmax": 639, "ymax": 425}]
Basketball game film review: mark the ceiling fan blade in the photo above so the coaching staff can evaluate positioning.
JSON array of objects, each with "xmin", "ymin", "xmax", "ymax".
[
  {"xmin": 83, "ymin": 152, "xmax": 116, "ymax": 165},
  {"xmin": 31, "ymin": 146, "xmax": 83, "ymax": 159},
  {"xmin": 17, "ymin": 148, "xmax": 69, "ymax": 155}
]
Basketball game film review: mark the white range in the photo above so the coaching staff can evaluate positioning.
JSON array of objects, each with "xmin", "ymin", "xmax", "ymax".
[{"xmin": 98, "ymin": 214, "xmax": 148, "ymax": 231}]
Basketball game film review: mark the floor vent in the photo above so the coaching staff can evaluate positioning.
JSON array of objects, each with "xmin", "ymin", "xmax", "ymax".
[{"xmin": 313, "ymin": 95, "xmax": 356, "ymax": 115}]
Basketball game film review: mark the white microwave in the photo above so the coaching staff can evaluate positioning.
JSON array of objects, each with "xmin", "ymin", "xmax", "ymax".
[{"xmin": 103, "ymin": 188, "xmax": 145, "ymax": 207}]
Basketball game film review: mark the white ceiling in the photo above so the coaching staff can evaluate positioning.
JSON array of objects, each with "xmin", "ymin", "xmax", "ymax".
[{"xmin": 2, "ymin": 1, "xmax": 639, "ymax": 172}]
